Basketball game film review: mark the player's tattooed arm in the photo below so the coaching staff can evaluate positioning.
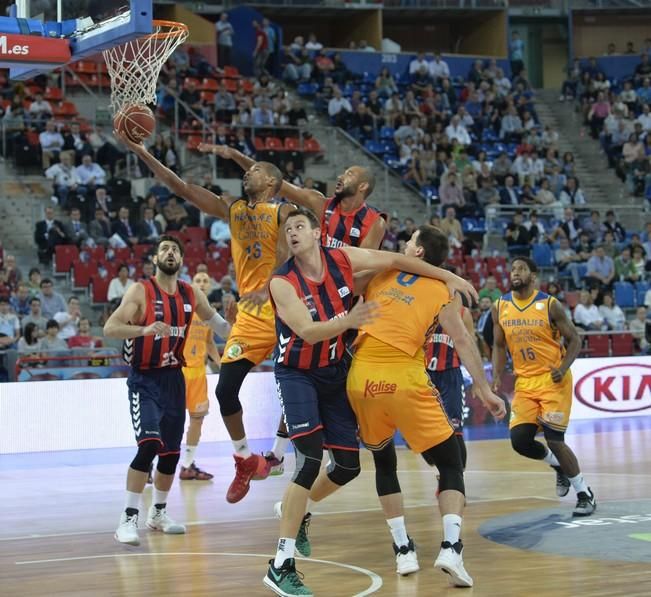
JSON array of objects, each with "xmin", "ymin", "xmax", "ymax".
[
  {"xmin": 491, "ymin": 302, "xmax": 507, "ymax": 392},
  {"xmin": 549, "ymin": 298, "xmax": 582, "ymax": 383}
]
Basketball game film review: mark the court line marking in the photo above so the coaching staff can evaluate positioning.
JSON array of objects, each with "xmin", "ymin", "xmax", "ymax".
[
  {"xmin": 14, "ymin": 551, "xmax": 383, "ymax": 597},
  {"xmin": 0, "ymin": 496, "xmax": 561, "ymax": 543}
]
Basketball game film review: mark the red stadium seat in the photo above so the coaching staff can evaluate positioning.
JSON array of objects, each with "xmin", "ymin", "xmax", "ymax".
[
  {"xmin": 284, "ymin": 137, "xmax": 301, "ymax": 151},
  {"xmin": 183, "ymin": 77, "xmax": 201, "ymax": 89},
  {"xmin": 72, "ymin": 262, "xmax": 98, "ymax": 288},
  {"xmin": 52, "ymin": 101, "xmax": 78, "ymax": 118},
  {"xmin": 611, "ymin": 333, "xmax": 634, "ymax": 357},
  {"xmin": 54, "ymin": 245, "xmax": 79, "ymax": 274},
  {"xmin": 110, "ymin": 247, "xmax": 131, "ymax": 263},
  {"xmin": 223, "ymin": 66, "xmax": 240, "ymax": 78},
  {"xmin": 200, "ymin": 91, "xmax": 215, "ymax": 104},
  {"xmin": 587, "ymin": 334, "xmax": 610, "ymax": 357},
  {"xmin": 265, "ymin": 137, "xmax": 283, "ymax": 150},
  {"xmin": 486, "ymin": 256, "xmax": 507, "ymax": 275},
  {"xmin": 132, "ymin": 244, "xmax": 151, "ymax": 260},
  {"xmin": 240, "ymin": 79, "xmax": 254, "ymax": 93},
  {"xmin": 185, "ymin": 135, "xmax": 203, "ymax": 152},
  {"xmin": 90, "ymin": 277, "xmax": 110, "ymax": 304},
  {"xmin": 254, "ymin": 137, "xmax": 265, "ymax": 151},
  {"xmin": 85, "ymin": 246, "xmax": 105, "ymax": 262},
  {"xmin": 71, "ymin": 61, "xmax": 98, "ymax": 74},
  {"xmin": 184, "ymin": 245, "xmax": 206, "ymax": 261},
  {"xmin": 200, "ymin": 77, "xmax": 219, "ymax": 91},
  {"xmin": 303, "ymin": 138, "xmax": 322, "ymax": 153},
  {"xmin": 183, "ymin": 227, "xmax": 208, "ymax": 244}
]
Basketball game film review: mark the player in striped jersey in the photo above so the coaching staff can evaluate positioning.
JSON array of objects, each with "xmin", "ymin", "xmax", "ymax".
[{"xmin": 104, "ymin": 236, "xmax": 232, "ymax": 546}]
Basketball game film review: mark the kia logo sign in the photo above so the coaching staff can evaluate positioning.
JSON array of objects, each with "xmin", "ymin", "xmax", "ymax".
[{"xmin": 575, "ymin": 364, "xmax": 651, "ymax": 413}]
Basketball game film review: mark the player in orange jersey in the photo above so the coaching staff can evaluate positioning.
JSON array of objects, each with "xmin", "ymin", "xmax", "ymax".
[
  {"xmin": 492, "ymin": 256, "xmax": 596, "ymax": 517},
  {"xmin": 179, "ymin": 271, "xmax": 224, "ymax": 481},
  {"xmin": 347, "ymin": 225, "xmax": 505, "ymax": 587},
  {"xmin": 117, "ymin": 131, "xmax": 294, "ymax": 504}
]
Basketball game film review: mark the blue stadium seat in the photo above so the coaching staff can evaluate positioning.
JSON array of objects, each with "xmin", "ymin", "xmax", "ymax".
[
  {"xmin": 614, "ymin": 281, "xmax": 635, "ymax": 309},
  {"xmin": 379, "ymin": 126, "xmax": 395, "ymax": 140},
  {"xmin": 421, "ymin": 186, "xmax": 439, "ymax": 202},
  {"xmin": 297, "ymin": 82, "xmax": 318, "ymax": 97},
  {"xmin": 364, "ymin": 140, "xmax": 385, "ymax": 155},
  {"xmin": 532, "ymin": 243, "xmax": 553, "ymax": 268}
]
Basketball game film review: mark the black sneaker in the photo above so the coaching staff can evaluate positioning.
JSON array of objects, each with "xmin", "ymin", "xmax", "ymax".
[
  {"xmin": 573, "ymin": 488, "xmax": 596, "ymax": 517},
  {"xmin": 392, "ymin": 537, "xmax": 419, "ymax": 575},
  {"xmin": 263, "ymin": 558, "xmax": 313, "ymax": 596},
  {"xmin": 552, "ymin": 465, "xmax": 570, "ymax": 497}
]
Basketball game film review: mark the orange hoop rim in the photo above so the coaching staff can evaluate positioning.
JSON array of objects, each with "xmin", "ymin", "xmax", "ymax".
[{"xmin": 144, "ymin": 19, "xmax": 189, "ymax": 41}]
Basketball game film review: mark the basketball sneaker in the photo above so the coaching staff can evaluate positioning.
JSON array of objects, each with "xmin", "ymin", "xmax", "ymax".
[
  {"xmin": 434, "ymin": 540, "xmax": 473, "ymax": 587},
  {"xmin": 265, "ymin": 451, "xmax": 285, "ymax": 476},
  {"xmin": 227, "ymin": 453, "xmax": 269, "ymax": 503},
  {"xmin": 179, "ymin": 462, "xmax": 214, "ymax": 481},
  {"xmin": 393, "ymin": 537, "xmax": 420, "ymax": 576},
  {"xmin": 573, "ymin": 488, "xmax": 596, "ymax": 517},
  {"xmin": 115, "ymin": 511, "xmax": 139, "ymax": 546},
  {"xmin": 263, "ymin": 558, "xmax": 313, "ymax": 596},
  {"xmin": 146, "ymin": 506, "xmax": 186, "ymax": 534},
  {"xmin": 552, "ymin": 465, "xmax": 570, "ymax": 497},
  {"xmin": 273, "ymin": 501, "xmax": 312, "ymax": 557}
]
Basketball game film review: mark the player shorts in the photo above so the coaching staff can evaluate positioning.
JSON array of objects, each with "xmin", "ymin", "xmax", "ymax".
[
  {"xmin": 183, "ymin": 366, "xmax": 209, "ymax": 416},
  {"xmin": 127, "ymin": 367, "xmax": 186, "ymax": 454},
  {"xmin": 275, "ymin": 361, "xmax": 359, "ymax": 451},
  {"xmin": 510, "ymin": 370, "xmax": 573, "ymax": 432},
  {"xmin": 347, "ymin": 351, "xmax": 454, "ymax": 455},
  {"xmin": 428, "ymin": 368, "xmax": 466, "ymax": 432},
  {"xmin": 221, "ymin": 308, "xmax": 275, "ymax": 365}
]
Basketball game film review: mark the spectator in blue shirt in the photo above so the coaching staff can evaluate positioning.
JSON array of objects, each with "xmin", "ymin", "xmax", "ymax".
[
  {"xmin": 585, "ymin": 245, "xmax": 615, "ymax": 290},
  {"xmin": 510, "ymin": 31, "xmax": 525, "ymax": 76}
]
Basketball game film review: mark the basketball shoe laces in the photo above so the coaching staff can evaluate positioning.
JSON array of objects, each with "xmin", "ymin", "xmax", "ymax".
[
  {"xmin": 232, "ymin": 456, "xmax": 256, "ymax": 492},
  {"xmin": 281, "ymin": 561, "xmax": 306, "ymax": 588}
]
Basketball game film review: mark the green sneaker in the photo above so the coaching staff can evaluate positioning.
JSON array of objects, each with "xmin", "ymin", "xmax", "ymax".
[
  {"xmin": 296, "ymin": 513, "xmax": 312, "ymax": 557},
  {"xmin": 263, "ymin": 558, "xmax": 313, "ymax": 596}
]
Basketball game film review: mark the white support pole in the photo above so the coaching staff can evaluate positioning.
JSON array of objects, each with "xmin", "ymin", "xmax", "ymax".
[
  {"xmin": 57, "ymin": 0, "xmax": 62, "ymax": 22},
  {"xmin": 16, "ymin": 0, "xmax": 28, "ymax": 18}
]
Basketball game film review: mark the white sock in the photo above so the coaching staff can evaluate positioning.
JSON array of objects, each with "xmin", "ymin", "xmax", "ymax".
[
  {"xmin": 543, "ymin": 449, "xmax": 560, "ymax": 467},
  {"xmin": 182, "ymin": 445, "xmax": 197, "ymax": 468},
  {"xmin": 124, "ymin": 490, "xmax": 141, "ymax": 511},
  {"xmin": 568, "ymin": 473, "xmax": 589, "ymax": 495},
  {"xmin": 442, "ymin": 514, "xmax": 462, "ymax": 545},
  {"xmin": 153, "ymin": 488, "xmax": 169, "ymax": 507},
  {"xmin": 272, "ymin": 434, "xmax": 290, "ymax": 460},
  {"xmin": 232, "ymin": 436, "xmax": 252, "ymax": 459},
  {"xmin": 274, "ymin": 537, "xmax": 296, "ymax": 568},
  {"xmin": 387, "ymin": 515, "xmax": 409, "ymax": 548}
]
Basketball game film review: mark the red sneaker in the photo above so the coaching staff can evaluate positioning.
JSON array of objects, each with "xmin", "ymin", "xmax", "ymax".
[{"xmin": 226, "ymin": 454, "xmax": 269, "ymax": 503}]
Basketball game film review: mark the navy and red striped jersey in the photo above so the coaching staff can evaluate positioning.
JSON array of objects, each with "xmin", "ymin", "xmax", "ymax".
[
  {"xmin": 321, "ymin": 196, "xmax": 384, "ymax": 249},
  {"xmin": 123, "ymin": 278, "xmax": 196, "ymax": 370},
  {"xmin": 272, "ymin": 247, "xmax": 354, "ymax": 369},
  {"xmin": 425, "ymin": 310, "xmax": 463, "ymax": 372}
]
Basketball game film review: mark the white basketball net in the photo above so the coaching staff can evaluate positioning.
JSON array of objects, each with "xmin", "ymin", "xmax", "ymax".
[{"xmin": 103, "ymin": 21, "xmax": 189, "ymax": 114}]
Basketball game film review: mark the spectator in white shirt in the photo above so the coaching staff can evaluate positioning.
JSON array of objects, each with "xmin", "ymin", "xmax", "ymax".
[
  {"xmin": 409, "ymin": 52, "xmax": 429, "ymax": 76},
  {"xmin": 573, "ymin": 290, "xmax": 606, "ymax": 331},
  {"xmin": 598, "ymin": 292, "xmax": 626, "ymax": 331},
  {"xmin": 630, "ymin": 306, "xmax": 649, "ymax": 352},
  {"xmin": 429, "ymin": 52, "xmax": 450, "ymax": 82},
  {"xmin": 210, "ymin": 219, "xmax": 231, "ymax": 247},
  {"xmin": 495, "ymin": 68, "xmax": 512, "ymax": 97},
  {"xmin": 305, "ymin": 33, "xmax": 323, "ymax": 51},
  {"xmin": 75, "ymin": 154, "xmax": 106, "ymax": 192},
  {"xmin": 636, "ymin": 103, "xmax": 651, "ymax": 132},
  {"xmin": 512, "ymin": 151, "xmax": 534, "ymax": 186},
  {"xmin": 45, "ymin": 153, "xmax": 81, "ymax": 208},
  {"xmin": 28, "ymin": 92, "xmax": 53, "ymax": 126},
  {"xmin": 328, "ymin": 86, "xmax": 352, "ymax": 127},
  {"xmin": 39, "ymin": 120, "xmax": 64, "ymax": 169},
  {"xmin": 445, "ymin": 115, "xmax": 471, "ymax": 146},
  {"xmin": 107, "ymin": 264, "xmax": 134, "ymax": 305},
  {"xmin": 53, "ymin": 296, "xmax": 81, "ymax": 341}
]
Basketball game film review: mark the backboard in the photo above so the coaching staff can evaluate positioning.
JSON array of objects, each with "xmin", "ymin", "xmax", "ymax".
[{"xmin": 2, "ymin": 0, "xmax": 153, "ymax": 80}]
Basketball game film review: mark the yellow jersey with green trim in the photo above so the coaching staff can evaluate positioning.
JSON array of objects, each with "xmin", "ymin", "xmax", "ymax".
[{"xmin": 497, "ymin": 290, "xmax": 564, "ymax": 378}]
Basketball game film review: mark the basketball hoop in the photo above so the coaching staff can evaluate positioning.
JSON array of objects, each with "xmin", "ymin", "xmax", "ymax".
[{"xmin": 103, "ymin": 20, "xmax": 189, "ymax": 114}]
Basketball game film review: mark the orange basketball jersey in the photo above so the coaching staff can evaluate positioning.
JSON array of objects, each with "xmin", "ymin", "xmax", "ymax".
[
  {"xmin": 358, "ymin": 269, "xmax": 450, "ymax": 358},
  {"xmin": 183, "ymin": 314, "xmax": 212, "ymax": 369},
  {"xmin": 497, "ymin": 291, "xmax": 564, "ymax": 378},
  {"xmin": 229, "ymin": 199, "xmax": 282, "ymax": 319}
]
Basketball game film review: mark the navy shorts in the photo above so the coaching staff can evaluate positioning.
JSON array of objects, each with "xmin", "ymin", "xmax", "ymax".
[
  {"xmin": 428, "ymin": 367, "xmax": 465, "ymax": 432},
  {"xmin": 275, "ymin": 361, "xmax": 359, "ymax": 451},
  {"xmin": 127, "ymin": 367, "xmax": 186, "ymax": 454}
]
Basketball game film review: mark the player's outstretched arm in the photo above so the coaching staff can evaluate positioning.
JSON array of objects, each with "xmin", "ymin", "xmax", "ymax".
[
  {"xmin": 549, "ymin": 299, "xmax": 582, "ymax": 383},
  {"xmin": 200, "ymin": 143, "xmax": 327, "ymax": 217},
  {"xmin": 103, "ymin": 283, "xmax": 169, "ymax": 339},
  {"xmin": 342, "ymin": 246, "xmax": 478, "ymax": 305},
  {"xmin": 359, "ymin": 217, "xmax": 387, "ymax": 250},
  {"xmin": 116, "ymin": 131, "xmax": 232, "ymax": 220},
  {"xmin": 440, "ymin": 295, "xmax": 506, "ymax": 420},
  {"xmin": 193, "ymin": 284, "xmax": 232, "ymax": 338},
  {"xmin": 491, "ymin": 302, "xmax": 507, "ymax": 391},
  {"xmin": 270, "ymin": 278, "xmax": 377, "ymax": 345}
]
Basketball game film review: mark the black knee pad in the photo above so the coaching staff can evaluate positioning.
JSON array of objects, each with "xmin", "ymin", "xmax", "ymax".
[
  {"xmin": 326, "ymin": 447, "xmax": 361, "ymax": 487},
  {"xmin": 215, "ymin": 359, "xmax": 254, "ymax": 417},
  {"xmin": 130, "ymin": 440, "xmax": 160, "ymax": 473},
  {"xmin": 510, "ymin": 423, "xmax": 546, "ymax": 459},
  {"xmin": 292, "ymin": 431, "xmax": 323, "ymax": 490},
  {"xmin": 371, "ymin": 440, "xmax": 401, "ymax": 496},
  {"xmin": 157, "ymin": 452, "xmax": 180, "ymax": 475},
  {"xmin": 542, "ymin": 426, "xmax": 566, "ymax": 443},
  {"xmin": 421, "ymin": 434, "xmax": 465, "ymax": 494}
]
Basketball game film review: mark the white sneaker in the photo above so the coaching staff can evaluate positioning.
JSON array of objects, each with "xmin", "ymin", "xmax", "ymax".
[
  {"xmin": 394, "ymin": 538, "xmax": 420, "ymax": 575},
  {"xmin": 115, "ymin": 511, "xmax": 140, "ymax": 545},
  {"xmin": 434, "ymin": 541, "xmax": 473, "ymax": 587},
  {"xmin": 146, "ymin": 506, "xmax": 186, "ymax": 534}
]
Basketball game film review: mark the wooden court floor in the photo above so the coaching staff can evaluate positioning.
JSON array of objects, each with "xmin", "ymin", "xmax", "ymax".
[{"xmin": 2, "ymin": 424, "xmax": 651, "ymax": 597}]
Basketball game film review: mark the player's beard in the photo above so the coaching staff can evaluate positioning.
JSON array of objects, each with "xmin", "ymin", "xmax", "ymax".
[
  {"xmin": 510, "ymin": 276, "xmax": 530, "ymax": 291},
  {"xmin": 334, "ymin": 181, "xmax": 356, "ymax": 200},
  {"xmin": 157, "ymin": 260, "xmax": 181, "ymax": 276}
]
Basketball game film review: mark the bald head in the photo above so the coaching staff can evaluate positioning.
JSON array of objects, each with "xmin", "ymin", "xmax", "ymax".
[{"xmin": 258, "ymin": 161, "xmax": 283, "ymax": 194}]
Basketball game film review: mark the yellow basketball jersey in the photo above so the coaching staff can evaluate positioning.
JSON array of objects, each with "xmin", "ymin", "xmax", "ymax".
[
  {"xmin": 229, "ymin": 199, "xmax": 281, "ymax": 320},
  {"xmin": 358, "ymin": 269, "xmax": 450, "ymax": 358},
  {"xmin": 497, "ymin": 291, "xmax": 564, "ymax": 378},
  {"xmin": 183, "ymin": 313, "xmax": 211, "ymax": 369}
]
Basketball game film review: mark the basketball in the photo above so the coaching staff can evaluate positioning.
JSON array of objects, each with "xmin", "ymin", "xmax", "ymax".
[{"xmin": 114, "ymin": 104, "xmax": 155, "ymax": 143}]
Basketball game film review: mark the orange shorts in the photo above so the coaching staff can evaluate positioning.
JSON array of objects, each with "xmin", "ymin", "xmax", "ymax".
[
  {"xmin": 510, "ymin": 370, "xmax": 573, "ymax": 432},
  {"xmin": 183, "ymin": 366, "xmax": 209, "ymax": 416},
  {"xmin": 347, "ymin": 344, "xmax": 454, "ymax": 454},
  {"xmin": 221, "ymin": 308, "xmax": 276, "ymax": 365}
]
